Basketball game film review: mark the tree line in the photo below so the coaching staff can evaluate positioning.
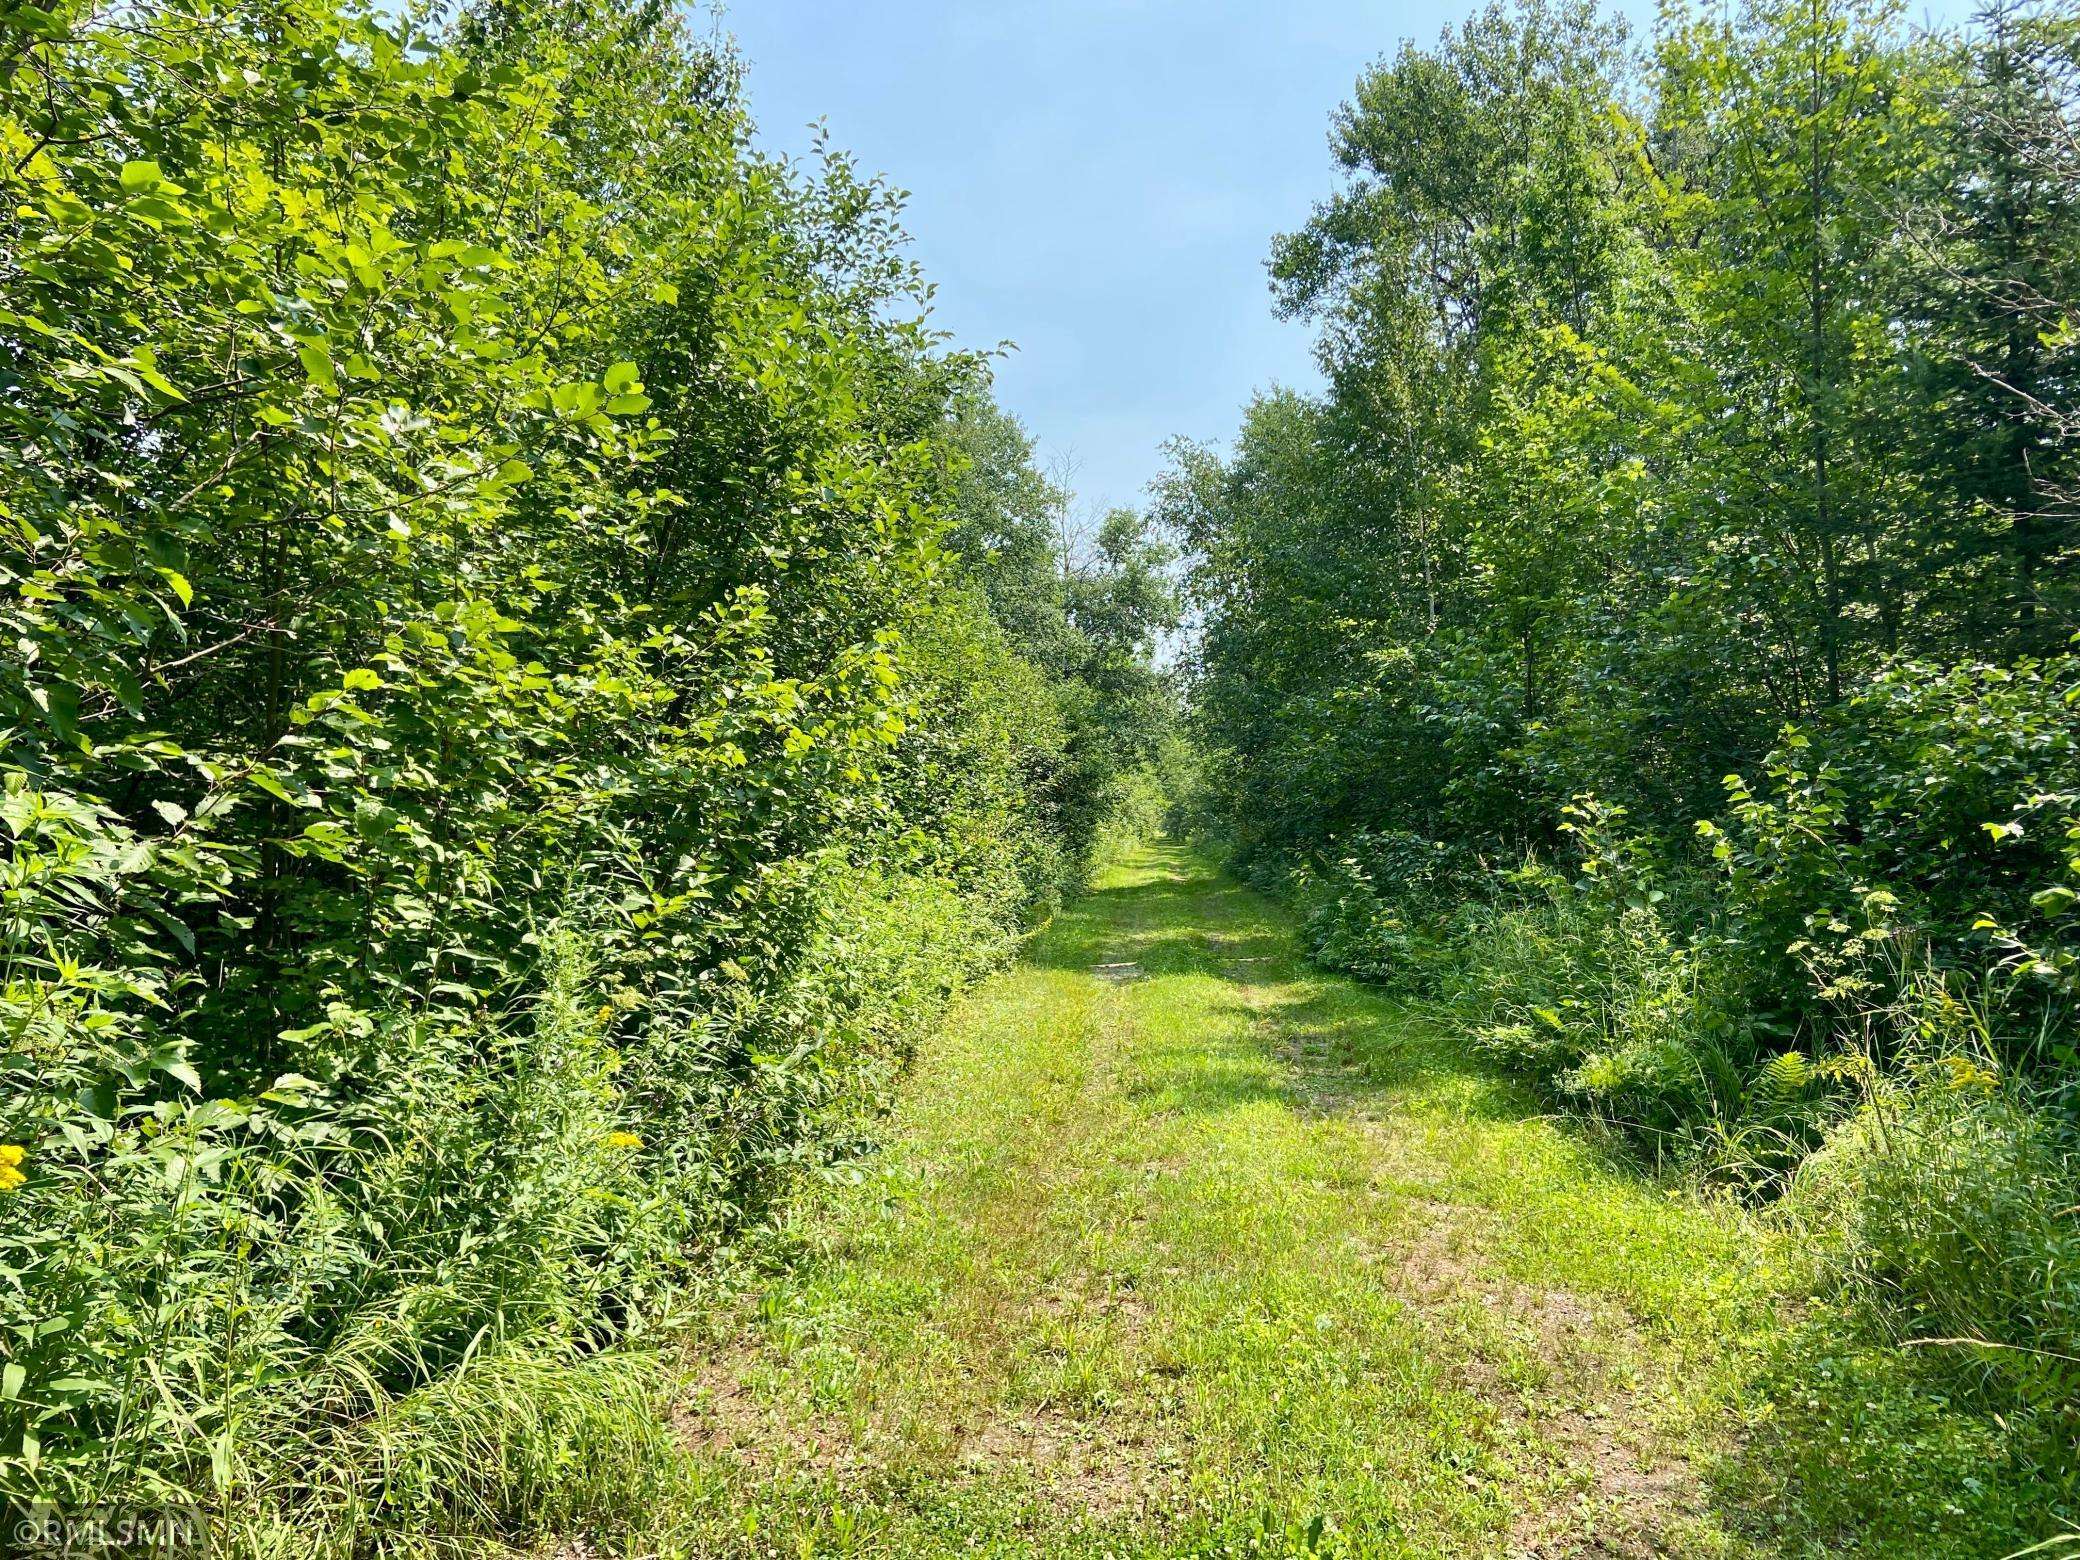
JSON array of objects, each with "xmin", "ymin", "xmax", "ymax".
[
  {"xmin": 1160, "ymin": 0, "xmax": 2077, "ymax": 1538},
  {"xmin": 0, "ymin": 0, "xmax": 1170, "ymax": 1537}
]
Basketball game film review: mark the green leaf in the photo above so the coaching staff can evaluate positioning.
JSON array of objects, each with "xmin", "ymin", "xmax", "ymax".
[
  {"xmin": 298, "ymin": 345, "xmax": 337, "ymax": 390},
  {"xmin": 550, "ymin": 381, "xmax": 603, "ymax": 417},
  {"xmin": 247, "ymin": 770, "xmax": 299, "ymax": 805},
  {"xmin": 34, "ymin": 681, "xmax": 79, "ymax": 742},
  {"xmin": 120, "ymin": 159, "xmax": 163, "ymax": 191},
  {"xmin": 131, "ymin": 361, "xmax": 184, "ymax": 400}
]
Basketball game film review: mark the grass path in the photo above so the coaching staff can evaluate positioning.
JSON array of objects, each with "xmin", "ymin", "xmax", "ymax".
[{"xmin": 661, "ymin": 844, "xmax": 1800, "ymax": 1557}]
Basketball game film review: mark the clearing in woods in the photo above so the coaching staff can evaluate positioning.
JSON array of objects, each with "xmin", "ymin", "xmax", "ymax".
[{"xmin": 664, "ymin": 844, "xmax": 1807, "ymax": 1557}]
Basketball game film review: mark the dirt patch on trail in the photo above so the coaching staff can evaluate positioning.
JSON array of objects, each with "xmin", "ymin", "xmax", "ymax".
[
  {"xmin": 968, "ymin": 1267, "xmax": 1179, "ymax": 1516},
  {"xmin": 1510, "ymin": 1406, "xmax": 1698, "ymax": 1559},
  {"xmin": 678, "ymin": 1332, "xmax": 1173, "ymax": 1521},
  {"xmin": 1375, "ymin": 1199, "xmax": 1704, "ymax": 1558},
  {"xmin": 1029, "ymin": 1268, "xmax": 1155, "ymax": 1330},
  {"xmin": 673, "ymin": 1341, "xmax": 861, "ymax": 1477},
  {"xmin": 958, "ymin": 1403, "xmax": 1171, "ymax": 1519}
]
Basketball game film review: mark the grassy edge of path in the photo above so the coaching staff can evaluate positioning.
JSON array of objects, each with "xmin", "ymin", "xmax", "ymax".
[{"xmin": 541, "ymin": 844, "xmax": 2048, "ymax": 1559}]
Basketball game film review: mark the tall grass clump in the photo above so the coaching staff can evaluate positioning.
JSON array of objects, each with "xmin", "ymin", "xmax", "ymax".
[{"xmin": 1787, "ymin": 987, "xmax": 2080, "ymax": 1408}]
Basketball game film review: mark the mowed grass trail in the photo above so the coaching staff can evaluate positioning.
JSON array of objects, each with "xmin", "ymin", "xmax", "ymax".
[{"xmin": 660, "ymin": 844, "xmax": 1799, "ymax": 1558}]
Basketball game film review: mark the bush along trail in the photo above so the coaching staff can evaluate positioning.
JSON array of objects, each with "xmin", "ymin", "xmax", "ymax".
[{"xmin": 637, "ymin": 844, "xmax": 2039, "ymax": 1559}]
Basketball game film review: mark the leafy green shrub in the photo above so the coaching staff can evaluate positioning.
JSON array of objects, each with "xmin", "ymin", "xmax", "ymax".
[
  {"xmin": 0, "ymin": 843, "xmax": 1040, "ymax": 1538},
  {"xmin": 0, "ymin": 932, "xmax": 652, "ymax": 1518},
  {"xmin": 1299, "ymin": 830, "xmax": 1464, "ymax": 989},
  {"xmin": 1386, "ymin": 804, "xmax": 1742, "ymax": 1156},
  {"xmin": 1704, "ymin": 658, "xmax": 2080, "ymax": 1071},
  {"xmin": 1446, "ymin": 873, "xmax": 1750, "ymax": 1154}
]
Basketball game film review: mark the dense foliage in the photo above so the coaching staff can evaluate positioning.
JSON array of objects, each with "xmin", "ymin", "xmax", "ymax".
[
  {"xmin": 1162, "ymin": 0, "xmax": 2080, "ymax": 1536},
  {"xmin": 0, "ymin": 0, "xmax": 1169, "ymax": 1540}
]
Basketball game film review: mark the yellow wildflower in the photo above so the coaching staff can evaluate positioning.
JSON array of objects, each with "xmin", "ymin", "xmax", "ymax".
[
  {"xmin": 605, "ymin": 1131, "xmax": 643, "ymax": 1150},
  {"xmin": 0, "ymin": 1144, "xmax": 25, "ymax": 1192}
]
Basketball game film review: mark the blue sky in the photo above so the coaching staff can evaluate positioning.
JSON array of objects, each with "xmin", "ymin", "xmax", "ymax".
[{"xmin": 714, "ymin": 0, "xmax": 1970, "ymax": 519}]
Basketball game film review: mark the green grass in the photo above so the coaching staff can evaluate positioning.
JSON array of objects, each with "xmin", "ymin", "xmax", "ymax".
[{"xmin": 528, "ymin": 844, "xmax": 2060, "ymax": 1558}]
